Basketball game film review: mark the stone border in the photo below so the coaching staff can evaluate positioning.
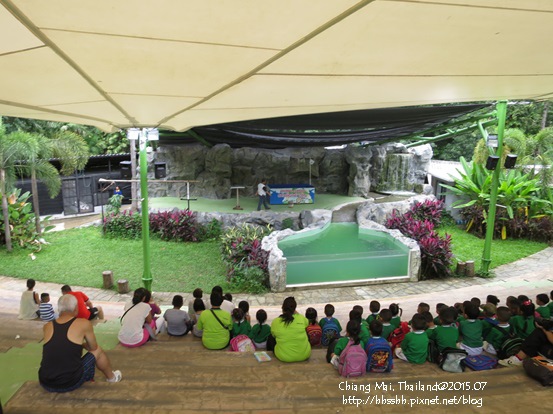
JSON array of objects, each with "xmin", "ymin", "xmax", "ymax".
[{"xmin": 263, "ymin": 197, "xmax": 427, "ymax": 292}]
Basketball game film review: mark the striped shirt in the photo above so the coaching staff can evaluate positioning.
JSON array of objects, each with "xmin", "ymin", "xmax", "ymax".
[{"xmin": 39, "ymin": 303, "xmax": 55, "ymax": 322}]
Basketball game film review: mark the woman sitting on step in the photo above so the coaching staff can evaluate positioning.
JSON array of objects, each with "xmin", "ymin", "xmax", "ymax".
[
  {"xmin": 118, "ymin": 288, "xmax": 154, "ymax": 348},
  {"xmin": 268, "ymin": 297, "xmax": 311, "ymax": 363}
]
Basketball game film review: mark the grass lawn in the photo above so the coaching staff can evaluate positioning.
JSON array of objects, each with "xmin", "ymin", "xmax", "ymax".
[
  {"xmin": 1, "ymin": 221, "xmax": 549, "ymax": 294},
  {"xmin": 438, "ymin": 225, "xmax": 549, "ymax": 270},
  {"xmin": 0, "ymin": 226, "xmax": 230, "ymax": 293}
]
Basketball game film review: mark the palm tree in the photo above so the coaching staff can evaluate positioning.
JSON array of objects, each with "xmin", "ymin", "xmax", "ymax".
[
  {"xmin": 22, "ymin": 129, "xmax": 89, "ymax": 234},
  {"xmin": 0, "ymin": 123, "xmax": 40, "ymax": 252}
]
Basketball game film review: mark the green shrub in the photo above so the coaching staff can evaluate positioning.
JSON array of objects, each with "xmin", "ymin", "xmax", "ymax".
[
  {"xmin": 229, "ymin": 265, "xmax": 268, "ymax": 294},
  {"xmin": 282, "ymin": 217, "xmax": 294, "ymax": 230},
  {"xmin": 198, "ymin": 218, "xmax": 223, "ymax": 241},
  {"xmin": 103, "ymin": 210, "xmax": 142, "ymax": 239}
]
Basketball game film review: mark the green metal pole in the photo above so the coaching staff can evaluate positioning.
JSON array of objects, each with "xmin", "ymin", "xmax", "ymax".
[
  {"xmin": 139, "ymin": 130, "xmax": 153, "ymax": 291},
  {"xmin": 481, "ymin": 100, "xmax": 508, "ymax": 274}
]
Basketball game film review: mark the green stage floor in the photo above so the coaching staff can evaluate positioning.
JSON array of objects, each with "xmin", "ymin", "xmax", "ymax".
[{"xmin": 149, "ymin": 193, "xmax": 367, "ymax": 214}]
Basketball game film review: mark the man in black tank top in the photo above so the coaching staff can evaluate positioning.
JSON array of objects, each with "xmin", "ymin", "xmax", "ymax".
[{"xmin": 39, "ymin": 294, "xmax": 122, "ymax": 392}]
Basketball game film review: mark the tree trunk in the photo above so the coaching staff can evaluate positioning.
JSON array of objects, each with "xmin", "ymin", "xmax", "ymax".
[
  {"xmin": 0, "ymin": 168, "xmax": 13, "ymax": 252},
  {"xmin": 31, "ymin": 168, "xmax": 42, "ymax": 234},
  {"xmin": 541, "ymin": 101, "xmax": 550, "ymax": 130}
]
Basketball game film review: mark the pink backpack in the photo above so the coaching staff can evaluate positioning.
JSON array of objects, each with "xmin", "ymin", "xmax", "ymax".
[
  {"xmin": 338, "ymin": 340, "xmax": 367, "ymax": 378},
  {"xmin": 230, "ymin": 334, "xmax": 256, "ymax": 352}
]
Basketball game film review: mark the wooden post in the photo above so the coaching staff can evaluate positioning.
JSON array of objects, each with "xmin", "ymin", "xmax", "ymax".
[
  {"xmin": 117, "ymin": 279, "xmax": 130, "ymax": 294},
  {"xmin": 456, "ymin": 262, "xmax": 466, "ymax": 276},
  {"xmin": 465, "ymin": 260, "xmax": 476, "ymax": 277},
  {"xmin": 102, "ymin": 271, "xmax": 114, "ymax": 289}
]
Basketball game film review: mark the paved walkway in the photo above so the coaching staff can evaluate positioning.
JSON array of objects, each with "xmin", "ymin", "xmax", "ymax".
[{"xmin": 2, "ymin": 247, "xmax": 552, "ymax": 324}]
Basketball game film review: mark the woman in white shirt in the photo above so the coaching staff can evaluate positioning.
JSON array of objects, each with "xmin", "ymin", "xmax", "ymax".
[{"xmin": 118, "ymin": 288, "xmax": 153, "ymax": 347}]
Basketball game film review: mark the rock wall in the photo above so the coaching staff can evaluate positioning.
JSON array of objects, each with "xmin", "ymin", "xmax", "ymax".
[{"xmin": 147, "ymin": 142, "xmax": 432, "ymax": 199}]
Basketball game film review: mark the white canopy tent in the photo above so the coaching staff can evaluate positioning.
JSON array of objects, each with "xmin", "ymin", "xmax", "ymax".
[{"xmin": 1, "ymin": 0, "xmax": 552, "ymax": 132}]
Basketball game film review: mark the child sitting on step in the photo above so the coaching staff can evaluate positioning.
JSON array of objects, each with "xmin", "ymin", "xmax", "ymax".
[
  {"xmin": 459, "ymin": 302, "xmax": 484, "ymax": 355},
  {"xmin": 365, "ymin": 300, "xmax": 380, "ymax": 325},
  {"xmin": 305, "ymin": 307, "xmax": 322, "ymax": 347},
  {"xmin": 389, "ymin": 303, "xmax": 403, "ymax": 329},
  {"xmin": 249, "ymin": 309, "xmax": 271, "ymax": 349},
  {"xmin": 231, "ymin": 308, "xmax": 251, "ymax": 338},
  {"xmin": 164, "ymin": 295, "xmax": 192, "ymax": 336},
  {"xmin": 395, "ymin": 314, "xmax": 427, "ymax": 364},
  {"xmin": 428, "ymin": 307, "xmax": 459, "ymax": 353}
]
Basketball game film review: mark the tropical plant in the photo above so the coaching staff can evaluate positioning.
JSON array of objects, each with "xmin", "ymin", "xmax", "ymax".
[
  {"xmin": 106, "ymin": 194, "xmax": 123, "ymax": 215},
  {"xmin": 385, "ymin": 207, "xmax": 453, "ymax": 279},
  {"xmin": 149, "ymin": 210, "xmax": 199, "ymax": 242},
  {"xmin": 220, "ymin": 224, "xmax": 271, "ymax": 280},
  {"xmin": 0, "ymin": 188, "xmax": 53, "ymax": 253},
  {"xmin": 0, "ymin": 123, "xmax": 43, "ymax": 251}
]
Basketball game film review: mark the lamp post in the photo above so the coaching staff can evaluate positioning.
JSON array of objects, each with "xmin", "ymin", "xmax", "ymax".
[
  {"xmin": 480, "ymin": 101, "xmax": 508, "ymax": 274},
  {"xmin": 127, "ymin": 127, "xmax": 158, "ymax": 291}
]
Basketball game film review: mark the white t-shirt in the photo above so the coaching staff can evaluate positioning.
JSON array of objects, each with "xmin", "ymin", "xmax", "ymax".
[
  {"xmin": 118, "ymin": 302, "xmax": 151, "ymax": 345},
  {"xmin": 220, "ymin": 300, "xmax": 234, "ymax": 315},
  {"xmin": 257, "ymin": 183, "xmax": 266, "ymax": 196}
]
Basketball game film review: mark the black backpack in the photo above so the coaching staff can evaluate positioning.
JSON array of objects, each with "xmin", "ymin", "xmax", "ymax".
[{"xmin": 492, "ymin": 325, "xmax": 523, "ymax": 359}]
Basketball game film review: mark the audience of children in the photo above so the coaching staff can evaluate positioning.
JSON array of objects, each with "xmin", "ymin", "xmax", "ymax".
[{"xmin": 20, "ymin": 275, "xmax": 552, "ymax": 378}]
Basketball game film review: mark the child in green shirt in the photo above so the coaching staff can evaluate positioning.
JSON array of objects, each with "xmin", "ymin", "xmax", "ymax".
[
  {"xmin": 536, "ymin": 293, "xmax": 551, "ymax": 320},
  {"xmin": 459, "ymin": 303, "xmax": 483, "ymax": 355},
  {"xmin": 365, "ymin": 300, "xmax": 380, "ymax": 325},
  {"xmin": 389, "ymin": 303, "xmax": 402, "ymax": 329},
  {"xmin": 249, "ymin": 309, "xmax": 271, "ymax": 348},
  {"xmin": 231, "ymin": 308, "xmax": 251, "ymax": 338},
  {"xmin": 395, "ymin": 314, "xmax": 428, "ymax": 364},
  {"xmin": 329, "ymin": 320, "xmax": 365, "ymax": 368},
  {"xmin": 484, "ymin": 306, "xmax": 514, "ymax": 355},
  {"xmin": 378, "ymin": 309, "xmax": 395, "ymax": 341},
  {"xmin": 429, "ymin": 307, "xmax": 459, "ymax": 352}
]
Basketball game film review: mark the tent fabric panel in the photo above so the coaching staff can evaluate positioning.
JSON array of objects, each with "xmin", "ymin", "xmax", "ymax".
[{"xmin": 0, "ymin": 6, "xmax": 43, "ymax": 54}]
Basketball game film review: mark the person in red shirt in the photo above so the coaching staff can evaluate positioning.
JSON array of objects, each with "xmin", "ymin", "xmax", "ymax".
[{"xmin": 61, "ymin": 285, "xmax": 104, "ymax": 320}]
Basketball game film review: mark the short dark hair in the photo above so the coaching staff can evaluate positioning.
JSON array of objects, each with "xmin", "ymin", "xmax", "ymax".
[
  {"xmin": 470, "ymin": 297, "xmax": 481, "ymax": 307},
  {"xmin": 369, "ymin": 300, "xmax": 380, "ymax": 313},
  {"xmin": 496, "ymin": 306, "xmax": 511, "ymax": 323},
  {"xmin": 193, "ymin": 288, "xmax": 203, "ymax": 299},
  {"xmin": 537, "ymin": 293, "xmax": 550, "ymax": 305},
  {"xmin": 379, "ymin": 308, "xmax": 392, "ymax": 322},
  {"xmin": 464, "ymin": 303, "xmax": 480, "ymax": 320},
  {"xmin": 369, "ymin": 319, "xmax": 383, "ymax": 337},
  {"xmin": 349, "ymin": 309, "xmax": 362, "ymax": 322},
  {"xmin": 193, "ymin": 298, "xmax": 205, "ymax": 312},
  {"xmin": 26, "ymin": 279, "xmax": 36, "ymax": 289},
  {"xmin": 172, "ymin": 295, "xmax": 184, "ymax": 308},
  {"xmin": 238, "ymin": 300, "xmax": 250, "ymax": 314},
  {"xmin": 211, "ymin": 286, "xmax": 223, "ymax": 295},
  {"xmin": 439, "ymin": 307, "xmax": 456, "ymax": 325},
  {"xmin": 411, "ymin": 313, "xmax": 427, "ymax": 331},
  {"xmin": 353, "ymin": 305, "xmax": 364, "ymax": 317},
  {"xmin": 486, "ymin": 295, "xmax": 500, "ymax": 306},
  {"xmin": 417, "ymin": 302, "xmax": 430, "ymax": 313},
  {"xmin": 421, "ymin": 311, "xmax": 433, "ymax": 324},
  {"xmin": 324, "ymin": 304, "xmax": 335, "ymax": 317},
  {"xmin": 61, "ymin": 284, "xmax": 71, "ymax": 293},
  {"xmin": 40, "ymin": 292, "xmax": 49, "ymax": 300},
  {"xmin": 224, "ymin": 293, "xmax": 232, "ymax": 302},
  {"xmin": 210, "ymin": 292, "xmax": 223, "ymax": 307}
]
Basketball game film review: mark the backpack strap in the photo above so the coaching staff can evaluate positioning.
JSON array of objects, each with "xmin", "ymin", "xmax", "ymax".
[
  {"xmin": 120, "ymin": 303, "xmax": 139, "ymax": 325},
  {"xmin": 210, "ymin": 309, "xmax": 231, "ymax": 330}
]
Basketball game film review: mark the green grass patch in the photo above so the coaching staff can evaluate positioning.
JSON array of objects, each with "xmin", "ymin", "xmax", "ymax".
[
  {"xmin": 0, "ymin": 226, "xmax": 230, "ymax": 293},
  {"xmin": 438, "ymin": 225, "xmax": 548, "ymax": 270}
]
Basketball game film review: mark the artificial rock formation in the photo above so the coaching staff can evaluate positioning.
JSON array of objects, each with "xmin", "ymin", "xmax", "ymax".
[{"xmin": 147, "ymin": 142, "xmax": 432, "ymax": 199}]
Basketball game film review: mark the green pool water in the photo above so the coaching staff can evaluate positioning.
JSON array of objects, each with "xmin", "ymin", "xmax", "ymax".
[{"xmin": 278, "ymin": 223, "xmax": 410, "ymax": 286}]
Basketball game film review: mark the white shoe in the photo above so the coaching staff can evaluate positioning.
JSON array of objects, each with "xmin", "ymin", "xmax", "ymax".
[
  {"xmin": 106, "ymin": 370, "xmax": 122, "ymax": 382},
  {"xmin": 498, "ymin": 356, "xmax": 522, "ymax": 367}
]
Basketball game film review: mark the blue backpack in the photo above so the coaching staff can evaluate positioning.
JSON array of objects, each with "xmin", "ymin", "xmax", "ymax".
[
  {"xmin": 321, "ymin": 319, "xmax": 340, "ymax": 346},
  {"xmin": 365, "ymin": 338, "xmax": 393, "ymax": 373},
  {"xmin": 463, "ymin": 354, "xmax": 498, "ymax": 371}
]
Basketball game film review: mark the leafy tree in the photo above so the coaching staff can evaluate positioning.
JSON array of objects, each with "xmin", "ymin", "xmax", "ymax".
[{"xmin": 431, "ymin": 131, "xmax": 481, "ymax": 161}]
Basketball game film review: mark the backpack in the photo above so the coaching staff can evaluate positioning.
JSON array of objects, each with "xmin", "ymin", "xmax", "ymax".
[
  {"xmin": 365, "ymin": 339, "xmax": 393, "ymax": 373},
  {"xmin": 427, "ymin": 338, "xmax": 441, "ymax": 364},
  {"xmin": 523, "ymin": 356, "xmax": 553, "ymax": 386},
  {"xmin": 229, "ymin": 334, "xmax": 256, "ymax": 352},
  {"xmin": 338, "ymin": 340, "xmax": 367, "ymax": 378},
  {"xmin": 439, "ymin": 347, "xmax": 468, "ymax": 373},
  {"xmin": 306, "ymin": 324, "xmax": 322, "ymax": 347},
  {"xmin": 321, "ymin": 319, "xmax": 340, "ymax": 347},
  {"xmin": 463, "ymin": 354, "xmax": 498, "ymax": 371},
  {"xmin": 388, "ymin": 321, "xmax": 410, "ymax": 352},
  {"xmin": 492, "ymin": 325, "xmax": 523, "ymax": 360}
]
